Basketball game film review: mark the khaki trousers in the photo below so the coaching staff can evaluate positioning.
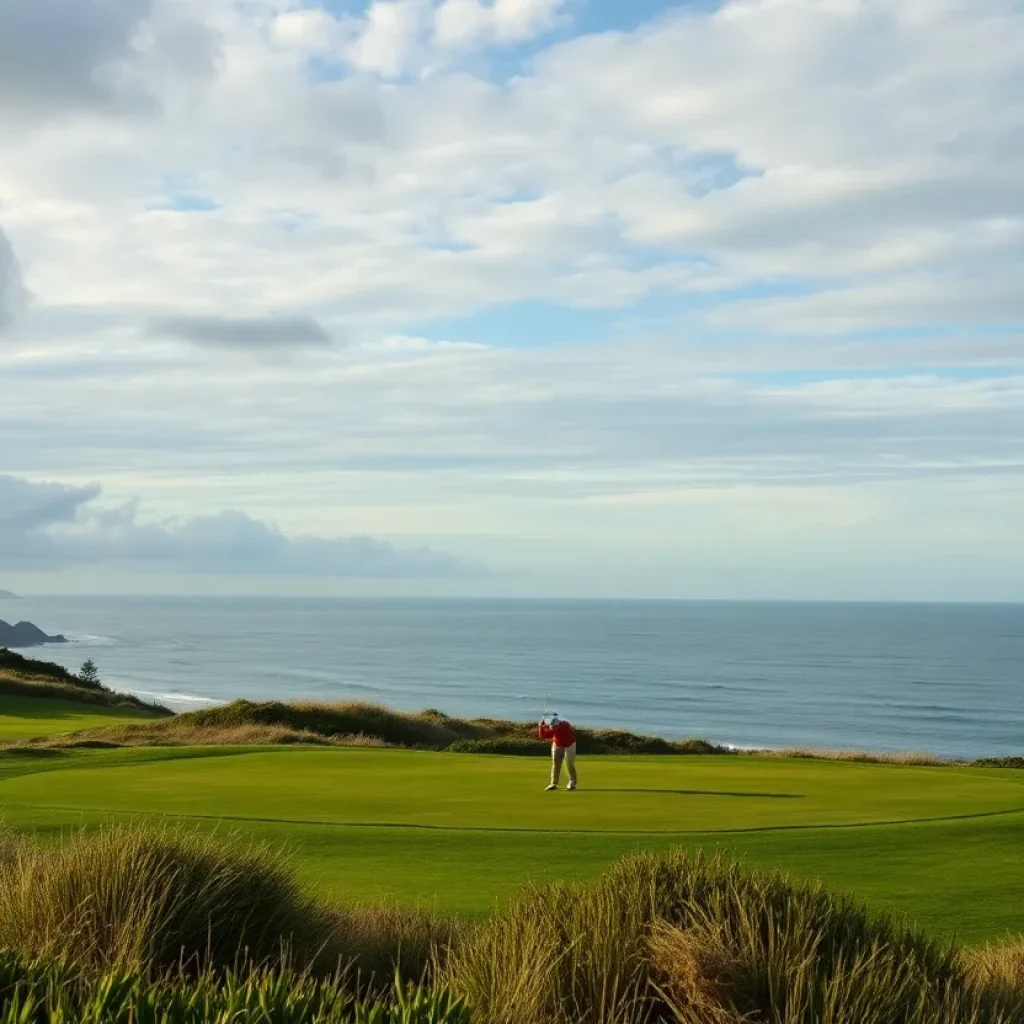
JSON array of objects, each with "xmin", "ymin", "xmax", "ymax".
[{"xmin": 551, "ymin": 743, "xmax": 578, "ymax": 786}]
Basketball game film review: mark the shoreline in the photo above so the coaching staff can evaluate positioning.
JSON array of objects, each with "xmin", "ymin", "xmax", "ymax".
[{"xmin": 10, "ymin": 620, "xmax": 1022, "ymax": 763}]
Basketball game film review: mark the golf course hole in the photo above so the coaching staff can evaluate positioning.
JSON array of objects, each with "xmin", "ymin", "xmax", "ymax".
[{"xmin": 3, "ymin": 747, "xmax": 1024, "ymax": 834}]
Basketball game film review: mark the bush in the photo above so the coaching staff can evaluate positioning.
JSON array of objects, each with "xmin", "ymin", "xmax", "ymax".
[
  {"xmin": 447, "ymin": 738, "xmax": 547, "ymax": 756},
  {"xmin": 0, "ymin": 649, "xmax": 75, "ymax": 682},
  {"xmin": 0, "ymin": 649, "xmax": 171, "ymax": 716},
  {"xmin": 963, "ymin": 939, "xmax": 1024, "ymax": 1018},
  {"xmin": 973, "ymin": 757, "xmax": 1024, "ymax": 769},
  {"xmin": 448, "ymin": 733, "xmax": 724, "ymax": 757},
  {"xmin": 0, "ymin": 826, "xmax": 333, "ymax": 974},
  {"xmin": 184, "ymin": 701, "xmax": 484, "ymax": 750},
  {"xmin": 330, "ymin": 903, "xmax": 463, "ymax": 989},
  {"xmin": 444, "ymin": 849, "xmax": 1011, "ymax": 1024}
]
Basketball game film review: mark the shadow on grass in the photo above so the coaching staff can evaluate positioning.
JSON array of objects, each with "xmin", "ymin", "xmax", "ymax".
[
  {"xmin": 1, "ymin": 748, "xmax": 67, "ymax": 760},
  {"xmin": 586, "ymin": 788, "xmax": 804, "ymax": 800}
]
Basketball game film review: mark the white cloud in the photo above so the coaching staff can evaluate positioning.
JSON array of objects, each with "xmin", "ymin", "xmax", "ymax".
[
  {"xmin": 347, "ymin": 0, "xmax": 430, "ymax": 75},
  {"xmin": 435, "ymin": 0, "xmax": 567, "ymax": 48},
  {"xmin": 1, "ymin": 0, "xmax": 1023, "ymax": 595},
  {"xmin": 0, "ymin": 474, "xmax": 483, "ymax": 578},
  {"xmin": 271, "ymin": 9, "xmax": 339, "ymax": 51}
]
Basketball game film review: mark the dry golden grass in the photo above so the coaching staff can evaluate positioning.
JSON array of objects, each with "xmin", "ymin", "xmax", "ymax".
[
  {"xmin": 758, "ymin": 746, "xmax": 953, "ymax": 766},
  {"xmin": 0, "ymin": 825, "xmax": 458, "ymax": 990},
  {"xmin": 963, "ymin": 938, "xmax": 1024, "ymax": 1016},
  {"xmin": 330, "ymin": 902, "xmax": 463, "ymax": 990},
  {"xmin": 0, "ymin": 669, "xmax": 169, "ymax": 716},
  {"xmin": 14, "ymin": 719, "xmax": 388, "ymax": 750},
  {"xmin": 445, "ymin": 849, "xmax": 1016, "ymax": 1024},
  {"xmin": 0, "ymin": 825, "xmax": 331, "ymax": 974}
]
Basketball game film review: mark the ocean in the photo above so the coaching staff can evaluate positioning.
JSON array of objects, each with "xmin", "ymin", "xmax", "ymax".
[{"xmin": 5, "ymin": 596, "xmax": 1023, "ymax": 760}]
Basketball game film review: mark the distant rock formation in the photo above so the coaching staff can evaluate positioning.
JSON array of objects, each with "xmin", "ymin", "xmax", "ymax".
[
  {"xmin": 0, "ymin": 619, "xmax": 67, "ymax": 647},
  {"xmin": 0, "ymin": 590, "xmax": 21, "ymax": 600}
]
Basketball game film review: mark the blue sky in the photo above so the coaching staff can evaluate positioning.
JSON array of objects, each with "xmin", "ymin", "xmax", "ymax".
[{"xmin": 0, "ymin": 0, "xmax": 1022, "ymax": 599}]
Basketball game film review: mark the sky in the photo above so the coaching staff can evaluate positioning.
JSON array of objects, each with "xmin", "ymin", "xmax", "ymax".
[{"xmin": 0, "ymin": 0, "xmax": 1023, "ymax": 600}]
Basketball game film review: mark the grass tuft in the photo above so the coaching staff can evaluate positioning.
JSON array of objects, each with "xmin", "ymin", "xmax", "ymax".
[
  {"xmin": 765, "ymin": 747, "xmax": 951, "ymax": 766},
  {"xmin": 445, "ymin": 849, "xmax": 1014, "ymax": 1023},
  {"xmin": 0, "ymin": 825, "xmax": 332, "ymax": 974}
]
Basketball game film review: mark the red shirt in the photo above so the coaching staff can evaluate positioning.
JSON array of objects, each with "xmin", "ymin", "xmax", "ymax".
[{"xmin": 538, "ymin": 719, "xmax": 576, "ymax": 748}]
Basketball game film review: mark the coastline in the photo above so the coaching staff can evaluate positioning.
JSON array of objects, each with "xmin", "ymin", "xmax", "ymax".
[{"xmin": 8, "ymin": 595, "xmax": 1023, "ymax": 761}]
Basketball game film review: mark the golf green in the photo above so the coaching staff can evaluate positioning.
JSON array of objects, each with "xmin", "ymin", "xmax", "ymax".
[{"xmin": 1, "ymin": 745, "xmax": 1023, "ymax": 942}]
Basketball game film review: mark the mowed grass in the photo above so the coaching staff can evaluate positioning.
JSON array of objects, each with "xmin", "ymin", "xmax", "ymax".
[
  {"xmin": 2, "ymin": 745, "xmax": 1024, "ymax": 943},
  {"xmin": 0, "ymin": 696, "xmax": 163, "ymax": 740}
]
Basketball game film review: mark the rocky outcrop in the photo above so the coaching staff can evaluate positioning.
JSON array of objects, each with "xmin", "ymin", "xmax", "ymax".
[{"xmin": 0, "ymin": 619, "xmax": 67, "ymax": 647}]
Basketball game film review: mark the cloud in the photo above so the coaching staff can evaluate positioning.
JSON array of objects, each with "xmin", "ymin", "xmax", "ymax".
[
  {"xmin": 1, "ymin": 0, "xmax": 1023, "ymax": 596},
  {"xmin": 4, "ymin": 0, "xmax": 1020, "ymax": 338},
  {"xmin": 0, "ymin": 476, "xmax": 101, "ymax": 534},
  {"xmin": 435, "ymin": 0, "xmax": 567, "ymax": 48},
  {"xmin": 147, "ymin": 314, "xmax": 334, "ymax": 350},
  {"xmin": 345, "ymin": 0, "xmax": 568, "ymax": 75},
  {"xmin": 0, "ymin": 227, "xmax": 27, "ymax": 331},
  {"xmin": 348, "ymin": 0, "xmax": 431, "ymax": 76},
  {"xmin": 0, "ymin": 0, "xmax": 220, "ymax": 126},
  {"xmin": 0, "ymin": 475, "xmax": 483, "ymax": 579}
]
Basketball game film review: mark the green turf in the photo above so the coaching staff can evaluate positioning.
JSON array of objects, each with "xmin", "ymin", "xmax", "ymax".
[
  {"xmin": 1, "ymin": 745, "xmax": 1023, "ymax": 943},
  {"xmin": 0, "ymin": 696, "xmax": 159, "ymax": 740}
]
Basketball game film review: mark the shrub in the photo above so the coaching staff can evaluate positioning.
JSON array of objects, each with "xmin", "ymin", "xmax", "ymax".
[
  {"xmin": 0, "ymin": 826, "xmax": 333, "ymax": 974},
  {"xmin": 0, "ymin": 649, "xmax": 76, "ymax": 682},
  {"xmin": 447, "ymin": 738, "xmax": 547, "ymax": 756},
  {"xmin": 445, "ymin": 849, "xmax": 1009, "ymax": 1024},
  {"xmin": 963, "ymin": 939, "xmax": 1024, "ymax": 1018},
  {"xmin": 184, "ymin": 701, "xmax": 483, "ymax": 750},
  {"xmin": 329, "ymin": 903, "xmax": 463, "ymax": 990}
]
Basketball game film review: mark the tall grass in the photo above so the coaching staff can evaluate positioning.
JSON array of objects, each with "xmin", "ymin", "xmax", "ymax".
[
  {"xmin": 0, "ymin": 649, "xmax": 172, "ymax": 715},
  {"xmin": 14, "ymin": 699, "xmax": 726, "ymax": 756},
  {"xmin": 445, "ymin": 849, "xmax": 1017, "ymax": 1024},
  {"xmin": 964, "ymin": 939, "xmax": 1024, "ymax": 1017},
  {"xmin": 0, "ymin": 826, "xmax": 332, "ymax": 974},
  {"xmin": 0, "ymin": 953, "xmax": 470, "ymax": 1023},
  {"xmin": 36, "ymin": 721, "xmax": 389, "ymax": 749},
  {"xmin": 0, "ymin": 826, "xmax": 1021, "ymax": 1022}
]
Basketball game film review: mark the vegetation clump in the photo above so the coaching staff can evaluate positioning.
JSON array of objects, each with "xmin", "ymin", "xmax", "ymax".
[
  {"xmin": 0, "ymin": 649, "xmax": 170, "ymax": 716},
  {"xmin": 445, "ymin": 849, "xmax": 1022, "ymax": 1023},
  {"xmin": 0, "ymin": 830, "xmax": 1020, "ymax": 1022},
  {"xmin": 0, "ymin": 953, "xmax": 470, "ymax": 1023},
  {"xmin": 16, "ymin": 698, "xmax": 726, "ymax": 755},
  {"xmin": 0, "ymin": 826, "xmax": 331, "ymax": 974}
]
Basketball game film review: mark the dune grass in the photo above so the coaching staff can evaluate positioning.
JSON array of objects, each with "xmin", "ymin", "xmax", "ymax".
[
  {"xmin": 15, "ymin": 698, "xmax": 726, "ymax": 756},
  {"xmin": 0, "ymin": 825, "xmax": 332, "ymax": 974},
  {"xmin": 444, "ymin": 849, "xmax": 1021, "ymax": 1023},
  {"xmin": 0, "ymin": 649, "xmax": 171, "ymax": 735},
  {"xmin": 0, "ymin": 829, "xmax": 1020, "ymax": 1023}
]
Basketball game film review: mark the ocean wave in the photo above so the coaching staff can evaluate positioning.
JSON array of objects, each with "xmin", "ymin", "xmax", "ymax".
[
  {"xmin": 129, "ymin": 689, "xmax": 223, "ymax": 706},
  {"xmin": 63, "ymin": 633, "xmax": 116, "ymax": 646}
]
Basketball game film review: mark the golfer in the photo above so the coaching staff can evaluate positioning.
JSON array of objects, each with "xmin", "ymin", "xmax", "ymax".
[{"xmin": 538, "ymin": 713, "xmax": 578, "ymax": 791}]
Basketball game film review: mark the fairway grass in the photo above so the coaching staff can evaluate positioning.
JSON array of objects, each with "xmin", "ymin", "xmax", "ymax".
[
  {"xmin": 0, "ymin": 696, "xmax": 164, "ymax": 740},
  {"xmin": 1, "ymin": 745, "xmax": 1023, "ymax": 943}
]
